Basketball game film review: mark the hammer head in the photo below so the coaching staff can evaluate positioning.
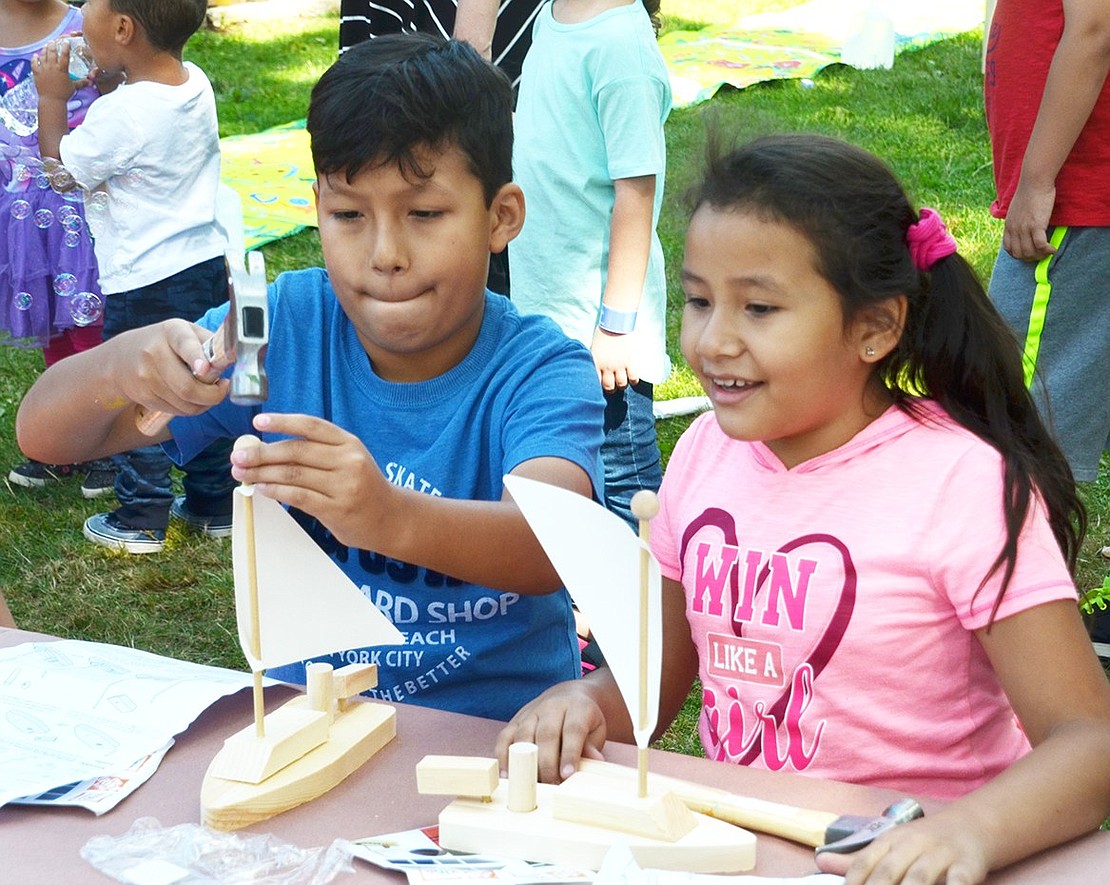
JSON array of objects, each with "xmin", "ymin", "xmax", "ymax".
[
  {"xmin": 814, "ymin": 797, "xmax": 924, "ymax": 856},
  {"xmin": 224, "ymin": 250, "xmax": 269, "ymax": 406}
]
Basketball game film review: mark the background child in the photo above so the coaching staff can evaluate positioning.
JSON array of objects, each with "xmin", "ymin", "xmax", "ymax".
[
  {"xmin": 340, "ymin": 0, "xmax": 542, "ymax": 91},
  {"xmin": 15, "ymin": 34, "xmax": 607, "ymax": 721},
  {"xmin": 31, "ymin": 0, "xmax": 235, "ymax": 554},
  {"xmin": 1, "ymin": 0, "xmax": 114, "ymax": 497},
  {"xmin": 496, "ymin": 134, "xmax": 1110, "ymax": 884},
  {"xmin": 509, "ymin": 0, "xmax": 670, "ymax": 530},
  {"xmin": 984, "ymin": 0, "xmax": 1110, "ymax": 659}
]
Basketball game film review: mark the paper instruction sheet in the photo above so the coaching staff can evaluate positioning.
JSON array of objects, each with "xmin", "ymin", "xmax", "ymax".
[{"xmin": 0, "ymin": 639, "xmax": 256, "ymax": 810}]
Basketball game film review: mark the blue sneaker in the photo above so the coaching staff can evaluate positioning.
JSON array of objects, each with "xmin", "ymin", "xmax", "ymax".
[
  {"xmin": 170, "ymin": 496, "xmax": 232, "ymax": 539},
  {"xmin": 83, "ymin": 511, "xmax": 165, "ymax": 554}
]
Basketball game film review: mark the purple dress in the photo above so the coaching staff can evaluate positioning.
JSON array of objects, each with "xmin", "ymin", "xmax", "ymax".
[{"xmin": 1, "ymin": 7, "xmax": 103, "ymax": 348}]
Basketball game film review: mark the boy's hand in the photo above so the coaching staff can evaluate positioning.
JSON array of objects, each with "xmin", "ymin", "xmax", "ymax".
[
  {"xmin": 590, "ymin": 327, "xmax": 639, "ymax": 392},
  {"xmin": 90, "ymin": 66, "xmax": 125, "ymax": 95},
  {"xmin": 1003, "ymin": 177, "xmax": 1057, "ymax": 262},
  {"xmin": 230, "ymin": 413, "xmax": 395, "ymax": 550},
  {"xmin": 114, "ymin": 320, "xmax": 230, "ymax": 418},
  {"xmin": 32, "ymin": 40, "xmax": 83, "ymax": 100},
  {"xmin": 494, "ymin": 678, "xmax": 609, "ymax": 785},
  {"xmin": 817, "ymin": 813, "xmax": 989, "ymax": 885}
]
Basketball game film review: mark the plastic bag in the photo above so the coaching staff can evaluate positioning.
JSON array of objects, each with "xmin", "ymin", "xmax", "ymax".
[{"xmin": 80, "ymin": 817, "xmax": 357, "ymax": 885}]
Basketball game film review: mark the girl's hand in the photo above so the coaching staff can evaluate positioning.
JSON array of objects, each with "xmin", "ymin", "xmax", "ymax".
[
  {"xmin": 817, "ymin": 814, "xmax": 989, "ymax": 885},
  {"xmin": 495, "ymin": 676, "xmax": 611, "ymax": 785},
  {"xmin": 230, "ymin": 413, "xmax": 394, "ymax": 550},
  {"xmin": 590, "ymin": 327, "xmax": 639, "ymax": 392},
  {"xmin": 32, "ymin": 40, "xmax": 81, "ymax": 100}
]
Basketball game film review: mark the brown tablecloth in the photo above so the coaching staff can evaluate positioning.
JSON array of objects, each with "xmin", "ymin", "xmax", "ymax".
[{"xmin": 0, "ymin": 628, "xmax": 1106, "ymax": 883}]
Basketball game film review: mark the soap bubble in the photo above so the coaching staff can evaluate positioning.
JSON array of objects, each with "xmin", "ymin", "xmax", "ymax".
[
  {"xmin": 56, "ymin": 204, "xmax": 77, "ymax": 222},
  {"xmin": 53, "ymin": 272, "xmax": 77, "ymax": 297},
  {"xmin": 125, "ymin": 167, "xmax": 144, "ymax": 186},
  {"xmin": 34, "ymin": 208, "xmax": 54, "ymax": 229},
  {"xmin": 34, "ymin": 173, "xmax": 50, "ymax": 189},
  {"xmin": 61, "ymin": 213, "xmax": 84, "ymax": 233},
  {"xmin": 87, "ymin": 191, "xmax": 109, "ymax": 210},
  {"xmin": 64, "ymin": 231, "xmax": 81, "ymax": 248},
  {"xmin": 70, "ymin": 291, "xmax": 103, "ymax": 326},
  {"xmin": 13, "ymin": 164, "xmax": 31, "ymax": 183},
  {"xmin": 10, "ymin": 199, "xmax": 31, "ymax": 220},
  {"xmin": 14, "ymin": 292, "xmax": 33, "ymax": 311},
  {"xmin": 48, "ymin": 167, "xmax": 75, "ymax": 190}
]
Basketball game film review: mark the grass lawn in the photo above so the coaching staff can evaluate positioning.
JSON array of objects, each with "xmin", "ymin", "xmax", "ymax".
[{"xmin": 1, "ymin": 6, "xmax": 1107, "ymax": 758}]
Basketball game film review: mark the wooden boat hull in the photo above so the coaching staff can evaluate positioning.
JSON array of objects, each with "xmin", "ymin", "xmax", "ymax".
[
  {"xmin": 438, "ymin": 778, "xmax": 757, "ymax": 872},
  {"xmin": 201, "ymin": 698, "xmax": 396, "ymax": 831}
]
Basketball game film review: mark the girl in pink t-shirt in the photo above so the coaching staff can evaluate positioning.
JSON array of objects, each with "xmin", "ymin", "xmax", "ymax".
[{"xmin": 497, "ymin": 135, "xmax": 1110, "ymax": 884}]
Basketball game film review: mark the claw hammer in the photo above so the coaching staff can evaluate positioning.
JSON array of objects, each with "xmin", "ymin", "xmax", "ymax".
[{"xmin": 135, "ymin": 250, "xmax": 269, "ymax": 435}]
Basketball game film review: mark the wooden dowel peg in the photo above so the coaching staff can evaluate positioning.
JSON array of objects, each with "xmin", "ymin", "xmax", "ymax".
[
  {"xmin": 507, "ymin": 741, "xmax": 538, "ymax": 812},
  {"xmin": 630, "ymin": 490, "xmax": 660, "ymax": 798}
]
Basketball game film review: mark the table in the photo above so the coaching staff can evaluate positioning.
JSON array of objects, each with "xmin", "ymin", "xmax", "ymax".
[{"xmin": 1, "ymin": 627, "xmax": 1106, "ymax": 883}]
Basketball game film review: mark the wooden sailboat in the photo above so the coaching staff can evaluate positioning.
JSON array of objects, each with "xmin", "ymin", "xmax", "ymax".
[
  {"xmin": 416, "ymin": 477, "xmax": 757, "ymax": 873},
  {"xmin": 201, "ymin": 438, "xmax": 406, "ymax": 831}
]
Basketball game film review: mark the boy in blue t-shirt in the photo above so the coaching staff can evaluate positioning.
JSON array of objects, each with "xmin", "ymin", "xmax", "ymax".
[{"xmin": 15, "ymin": 35, "xmax": 606, "ymax": 720}]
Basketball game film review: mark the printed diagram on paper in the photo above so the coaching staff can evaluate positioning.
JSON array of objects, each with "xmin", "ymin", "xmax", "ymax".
[{"xmin": 0, "ymin": 640, "xmax": 255, "ymax": 811}]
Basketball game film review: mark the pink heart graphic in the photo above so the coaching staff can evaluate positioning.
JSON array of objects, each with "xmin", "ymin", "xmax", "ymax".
[{"xmin": 679, "ymin": 508, "xmax": 857, "ymax": 766}]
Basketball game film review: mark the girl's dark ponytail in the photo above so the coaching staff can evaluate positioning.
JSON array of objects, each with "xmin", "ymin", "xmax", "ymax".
[{"xmin": 894, "ymin": 253, "xmax": 1085, "ymax": 619}]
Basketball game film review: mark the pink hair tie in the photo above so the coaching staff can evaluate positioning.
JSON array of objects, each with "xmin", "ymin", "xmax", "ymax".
[{"xmin": 906, "ymin": 207, "xmax": 958, "ymax": 271}]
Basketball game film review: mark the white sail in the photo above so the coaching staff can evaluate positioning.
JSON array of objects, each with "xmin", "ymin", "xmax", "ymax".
[
  {"xmin": 502, "ymin": 475, "xmax": 661, "ymax": 750},
  {"xmin": 232, "ymin": 488, "xmax": 405, "ymax": 672}
]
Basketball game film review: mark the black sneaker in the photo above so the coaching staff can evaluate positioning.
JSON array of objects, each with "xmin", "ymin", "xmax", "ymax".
[
  {"xmin": 170, "ymin": 496, "xmax": 232, "ymax": 539},
  {"xmin": 79, "ymin": 460, "xmax": 118, "ymax": 499},
  {"xmin": 83, "ymin": 511, "xmax": 165, "ymax": 554},
  {"xmin": 8, "ymin": 460, "xmax": 79, "ymax": 488}
]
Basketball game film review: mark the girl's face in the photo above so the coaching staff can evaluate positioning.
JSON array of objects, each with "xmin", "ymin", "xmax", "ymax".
[{"xmin": 680, "ymin": 205, "xmax": 888, "ymax": 469}]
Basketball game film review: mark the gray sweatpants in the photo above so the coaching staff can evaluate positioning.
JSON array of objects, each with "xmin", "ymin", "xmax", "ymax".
[{"xmin": 988, "ymin": 226, "xmax": 1110, "ymax": 482}]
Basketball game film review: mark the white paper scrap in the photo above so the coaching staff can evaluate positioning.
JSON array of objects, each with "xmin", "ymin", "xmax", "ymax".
[{"xmin": 0, "ymin": 639, "xmax": 256, "ymax": 808}]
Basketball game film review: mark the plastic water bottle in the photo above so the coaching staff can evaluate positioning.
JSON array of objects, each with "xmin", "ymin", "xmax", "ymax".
[
  {"xmin": 842, "ymin": 1, "xmax": 895, "ymax": 70},
  {"xmin": 64, "ymin": 37, "xmax": 94, "ymax": 81},
  {"xmin": 0, "ymin": 78, "xmax": 38, "ymax": 137}
]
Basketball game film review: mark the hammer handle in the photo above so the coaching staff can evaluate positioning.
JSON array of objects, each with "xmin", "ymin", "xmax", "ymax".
[
  {"xmin": 578, "ymin": 758, "xmax": 837, "ymax": 847},
  {"xmin": 134, "ymin": 325, "xmax": 232, "ymax": 436}
]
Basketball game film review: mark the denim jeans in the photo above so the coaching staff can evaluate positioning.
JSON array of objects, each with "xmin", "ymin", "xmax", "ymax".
[
  {"xmin": 601, "ymin": 380, "xmax": 662, "ymax": 532},
  {"xmin": 102, "ymin": 256, "xmax": 236, "ymax": 530}
]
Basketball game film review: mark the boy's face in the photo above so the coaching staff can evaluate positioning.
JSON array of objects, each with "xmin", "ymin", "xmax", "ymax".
[
  {"xmin": 79, "ymin": 0, "xmax": 125, "ymax": 76},
  {"xmin": 315, "ymin": 145, "xmax": 523, "ymax": 383}
]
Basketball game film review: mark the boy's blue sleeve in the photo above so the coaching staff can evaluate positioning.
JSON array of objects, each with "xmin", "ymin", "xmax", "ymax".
[{"xmin": 499, "ymin": 334, "xmax": 607, "ymax": 505}]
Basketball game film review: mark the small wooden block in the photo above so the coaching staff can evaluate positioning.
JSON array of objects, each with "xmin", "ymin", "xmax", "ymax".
[
  {"xmin": 551, "ymin": 770, "xmax": 696, "ymax": 842},
  {"xmin": 417, "ymin": 755, "xmax": 500, "ymax": 798},
  {"xmin": 207, "ymin": 706, "xmax": 329, "ymax": 784},
  {"xmin": 333, "ymin": 663, "xmax": 378, "ymax": 699}
]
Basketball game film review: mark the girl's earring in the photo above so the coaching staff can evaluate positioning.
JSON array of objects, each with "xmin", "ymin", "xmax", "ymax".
[{"xmin": 864, "ymin": 346, "xmax": 875, "ymax": 358}]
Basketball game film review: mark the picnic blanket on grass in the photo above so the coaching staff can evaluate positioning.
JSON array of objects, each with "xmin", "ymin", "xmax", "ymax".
[
  {"xmin": 221, "ymin": 1, "xmax": 985, "ymax": 248},
  {"xmin": 660, "ymin": 0, "xmax": 985, "ymax": 108},
  {"xmin": 219, "ymin": 119, "xmax": 315, "ymax": 250}
]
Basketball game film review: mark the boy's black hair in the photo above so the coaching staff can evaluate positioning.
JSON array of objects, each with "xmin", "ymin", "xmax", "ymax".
[
  {"xmin": 689, "ymin": 133, "xmax": 1086, "ymax": 621},
  {"xmin": 308, "ymin": 34, "xmax": 514, "ymax": 206},
  {"xmin": 108, "ymin": 0, "xmax": 207, "ymax": 54}
]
